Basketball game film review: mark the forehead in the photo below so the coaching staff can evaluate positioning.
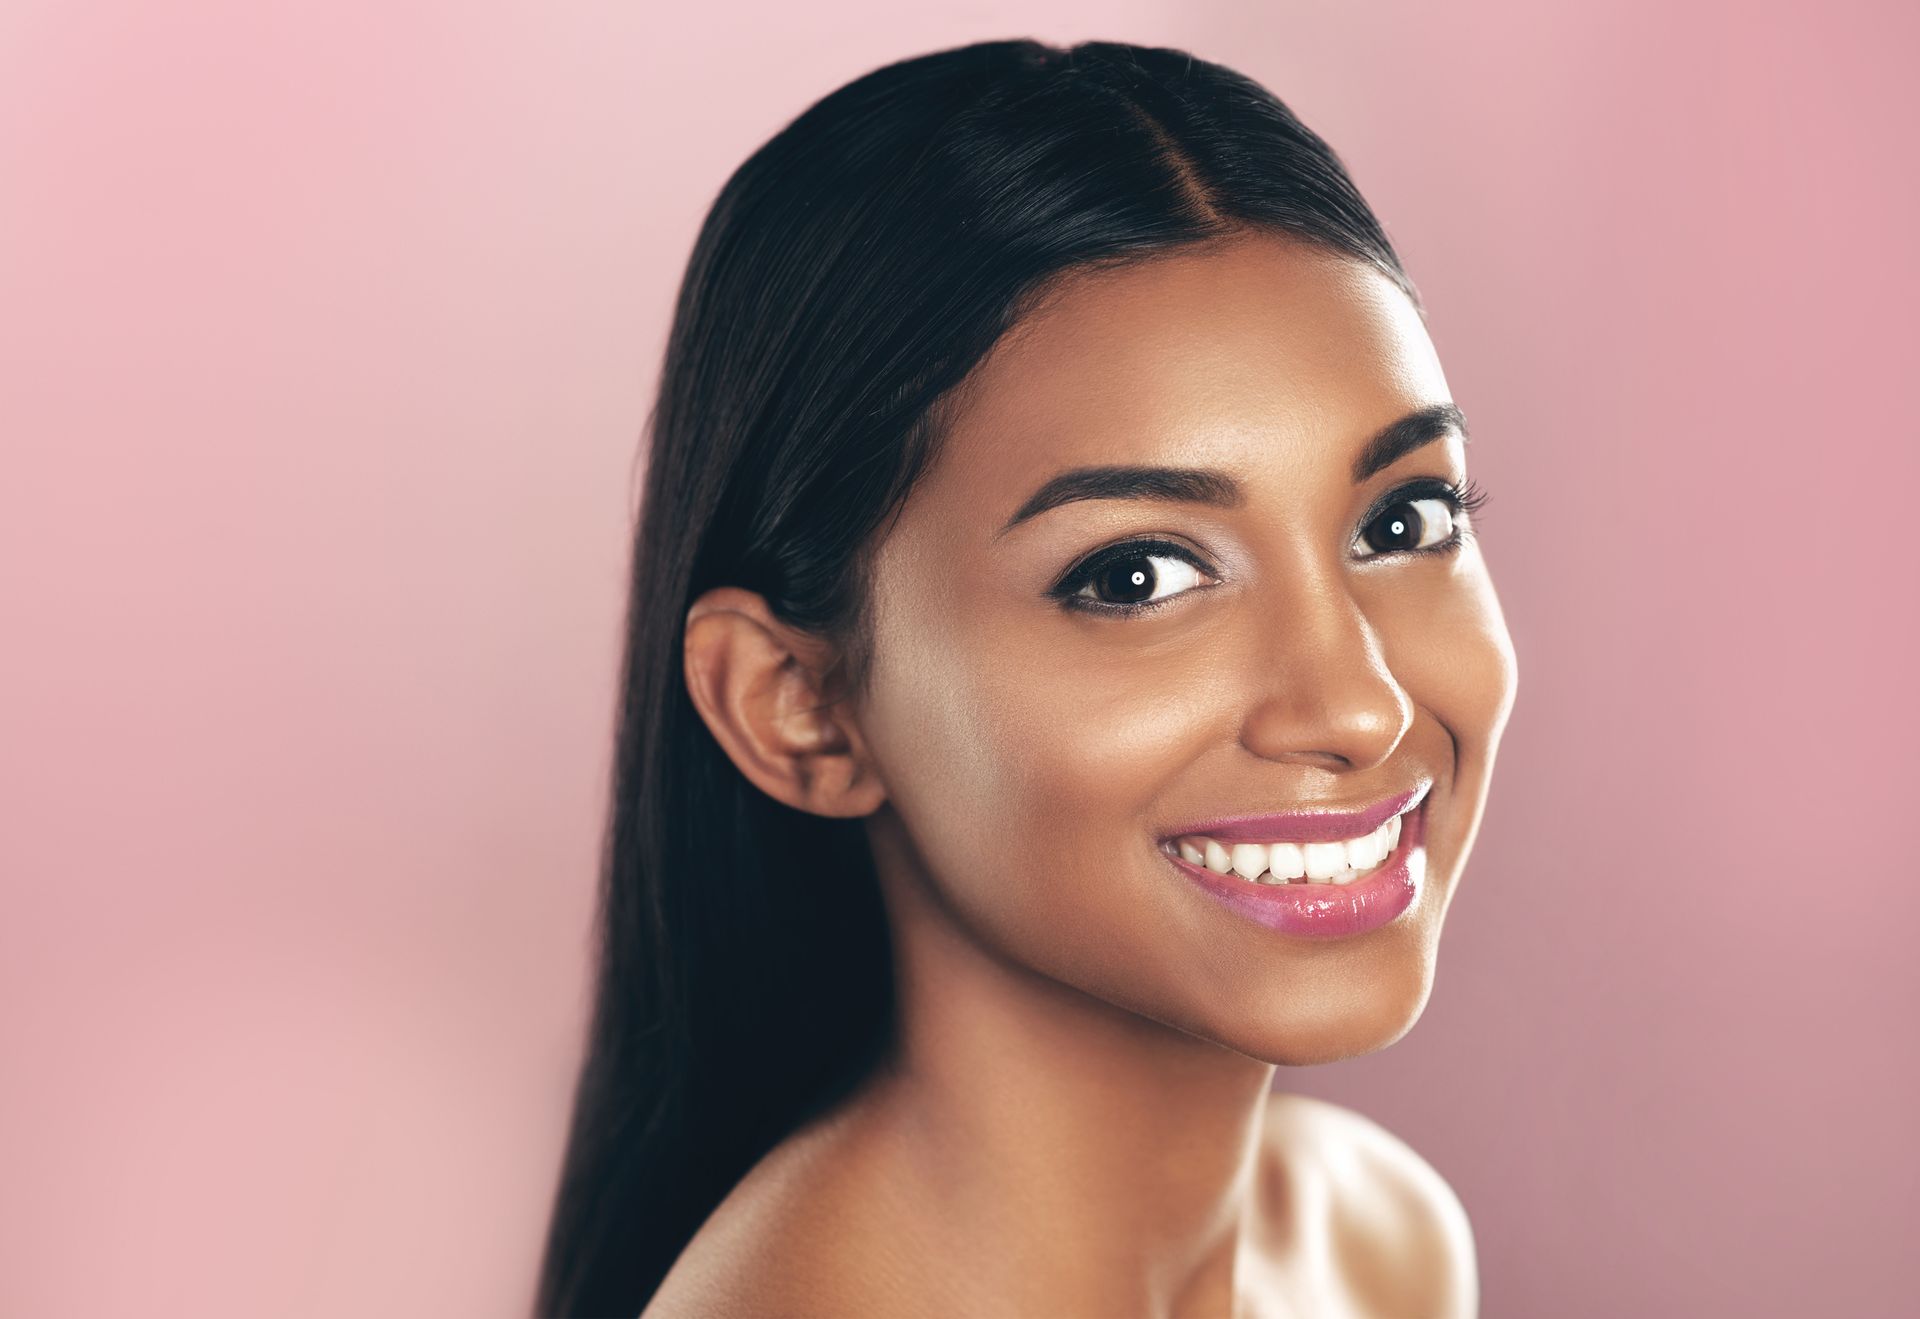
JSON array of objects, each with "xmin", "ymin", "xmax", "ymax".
[{"xmin": 914, "ymin": 231, "xmax": 1450, "ymax": 527}]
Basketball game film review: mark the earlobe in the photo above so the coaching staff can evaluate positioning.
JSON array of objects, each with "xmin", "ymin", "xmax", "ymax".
[{"xmin": 681, "ymin": 586, "xmax": 887, "ymax": 820}]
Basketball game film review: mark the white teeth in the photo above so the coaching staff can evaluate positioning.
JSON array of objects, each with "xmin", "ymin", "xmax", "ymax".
[
  {"xmin": 1230, "ymin": 843, "xmax": 1268, "ymax": 882},
  {"xmin": 1176, "ymin": 809, "xmax": 1409, "ymax": 887},
  {"xmin": 1268, "ymin": 842, "xmax": 1306, "ymax": 881},
  {"xmin": 1346, "ymin": 829, "xmax": 1386, "ymax": 871},
  {"xmin": 1301, "ymin": 842, "xmax": 1345, "ymax": 881}
]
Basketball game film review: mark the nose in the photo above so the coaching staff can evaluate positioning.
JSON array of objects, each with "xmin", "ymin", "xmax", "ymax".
[{"xmin": 1237, "ymin": 575, "xmax": 1413, "ymax": 773}]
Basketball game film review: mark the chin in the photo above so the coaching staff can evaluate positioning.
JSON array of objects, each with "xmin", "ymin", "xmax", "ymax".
[{"xmin": 1222, "ymin": 942, "xmax": 1438, "ymax": 1067}]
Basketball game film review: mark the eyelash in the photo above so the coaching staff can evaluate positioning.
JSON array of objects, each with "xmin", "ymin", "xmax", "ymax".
[{"xmin": 1048, "ymin": 476, "xmax": 1492, "ymax": 618}]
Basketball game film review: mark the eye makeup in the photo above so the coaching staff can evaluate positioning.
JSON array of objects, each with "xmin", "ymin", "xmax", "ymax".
[{"xmin": 1045, "ymin": 474, "xmax": 1491, "ymax": 617}]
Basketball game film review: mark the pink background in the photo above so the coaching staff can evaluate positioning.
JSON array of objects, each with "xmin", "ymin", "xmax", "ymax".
[{"xmin": 4, "ymin": 1, "xmax": 1914, "ymax": 1315}]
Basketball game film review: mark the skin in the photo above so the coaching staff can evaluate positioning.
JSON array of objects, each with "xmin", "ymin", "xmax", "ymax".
[{"xmin": 661, "ymin": 230, "xmax": 1517, "ymax": 1317}]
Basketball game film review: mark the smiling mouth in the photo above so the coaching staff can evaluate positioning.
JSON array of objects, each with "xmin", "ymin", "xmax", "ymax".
[
  {"xmin": 1157, "ymin": 784, "xmax": 1429, "ymax": 888},
  {"xmin": 1159, "ymin": 794, "xmax": 1436, "ymax": 940}
]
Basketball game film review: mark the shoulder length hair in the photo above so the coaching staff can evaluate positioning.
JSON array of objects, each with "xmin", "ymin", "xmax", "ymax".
[{"xmin": 536, "ymin": 37, "xmax": 1415, "ymax": 1317}]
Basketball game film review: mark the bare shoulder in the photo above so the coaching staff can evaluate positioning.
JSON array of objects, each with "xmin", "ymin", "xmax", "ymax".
[
  {"xmin": 641, "ymin": 1101, "xmax": 932, "ymax": 1319},
  {"xmin": 1262, "ymin": 1091, "xmax": 1479, "ymax": 1319}
]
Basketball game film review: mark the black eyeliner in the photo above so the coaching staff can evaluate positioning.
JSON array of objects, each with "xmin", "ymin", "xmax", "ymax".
[
  {"xmin": 1361, "ymin": 475, "xmax": 1489, "ymax": 529},
  {"xmin": 1353, "ymin": 475, "xmax": 1489, "ymax": 559},
  {"xmin": 1050, "ymin": 475, "xmax": 1491, "ymax": 616},
  {"xmin": 1049, "ymin": 537, "xmax": 1214, "ymax": 614}
]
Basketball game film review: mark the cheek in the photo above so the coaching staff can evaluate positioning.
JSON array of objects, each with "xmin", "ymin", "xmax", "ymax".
[
  {"xmin": 1436, "ymin": 556, "xmax": 1517, "ymax": 755},
  {"xmin": 1374, "ymin": 551, "xmax": 1518, "ymax": 832},
  {"xmin": 859, "ymin": 594, "xmax": 1217, "ymax": 948}
]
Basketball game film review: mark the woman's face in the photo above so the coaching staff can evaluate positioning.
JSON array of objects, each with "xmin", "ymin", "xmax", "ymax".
[{"xmin": 853, "ymin": 231, "xmax": 1517, "ymax": 1065}]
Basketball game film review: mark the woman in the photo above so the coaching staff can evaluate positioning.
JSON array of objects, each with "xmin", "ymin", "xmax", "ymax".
[{"xmin": 538, "ymin": 37, "xmax": 1517, "ymax": 1318}]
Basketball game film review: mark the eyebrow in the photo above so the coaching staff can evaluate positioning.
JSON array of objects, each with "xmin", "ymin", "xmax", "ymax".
[{"xmin": 994, "ymin": 402, "xmax": 1471, "ymax": 538}]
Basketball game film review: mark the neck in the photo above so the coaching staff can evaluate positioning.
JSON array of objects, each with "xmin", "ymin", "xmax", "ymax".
[{"xmin": 854, "ymin": 833, "xmax": 1282, "ymax": 1315}]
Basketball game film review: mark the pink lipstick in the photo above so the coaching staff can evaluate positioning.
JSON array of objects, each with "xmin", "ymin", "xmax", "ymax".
[{"xmin": 1159, "ymin": 787, "xmax": 1430, "ymax": 939}]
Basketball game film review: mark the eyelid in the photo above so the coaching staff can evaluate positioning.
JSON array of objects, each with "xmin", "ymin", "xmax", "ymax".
[
  {"xmin": 1351, "ymin": 475, "xmax": 1489, "ymax": 559},
  {"xmin": 1362, "ymin": 473, "xmax": 1478, "ymax": 517},
  {"xmin": 1049, "ymin": 536, "xmax": 1220, "ymax": 614}
]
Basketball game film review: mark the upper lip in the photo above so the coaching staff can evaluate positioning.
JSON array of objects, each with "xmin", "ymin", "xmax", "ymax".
[{"xmin": 1159, "ymin": 782, "xmax": 1430, "ymax": 845}]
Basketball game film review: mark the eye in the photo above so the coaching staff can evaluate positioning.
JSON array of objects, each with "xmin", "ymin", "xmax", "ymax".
[
  {"xmin": 1051, "ymin": 539, "xmax": 1218, "ymax": 616},
  {"xmin": 1352, "ymin": 476, "xmax": 1489, "ymax": 560},
  {"xmin": 1355, "ymin": 498, "xmax": 1455, "ymax": 556}
]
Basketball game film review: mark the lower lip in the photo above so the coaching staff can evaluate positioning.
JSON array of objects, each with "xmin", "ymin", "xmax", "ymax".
[{"xmin": 1164, "ymin": 800, "xmax": 1428, "ymax": 939}]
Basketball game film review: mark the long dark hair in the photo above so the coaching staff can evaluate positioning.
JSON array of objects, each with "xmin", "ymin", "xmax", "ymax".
[{"xmin": 536, "ymin": 38, "xmax": 1415, "ymax": 1317}]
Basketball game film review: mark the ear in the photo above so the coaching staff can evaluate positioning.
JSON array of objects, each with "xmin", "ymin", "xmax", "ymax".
[{"xmin": 681, "ymin": 586, "xmax": 887, "ymax": 819}]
